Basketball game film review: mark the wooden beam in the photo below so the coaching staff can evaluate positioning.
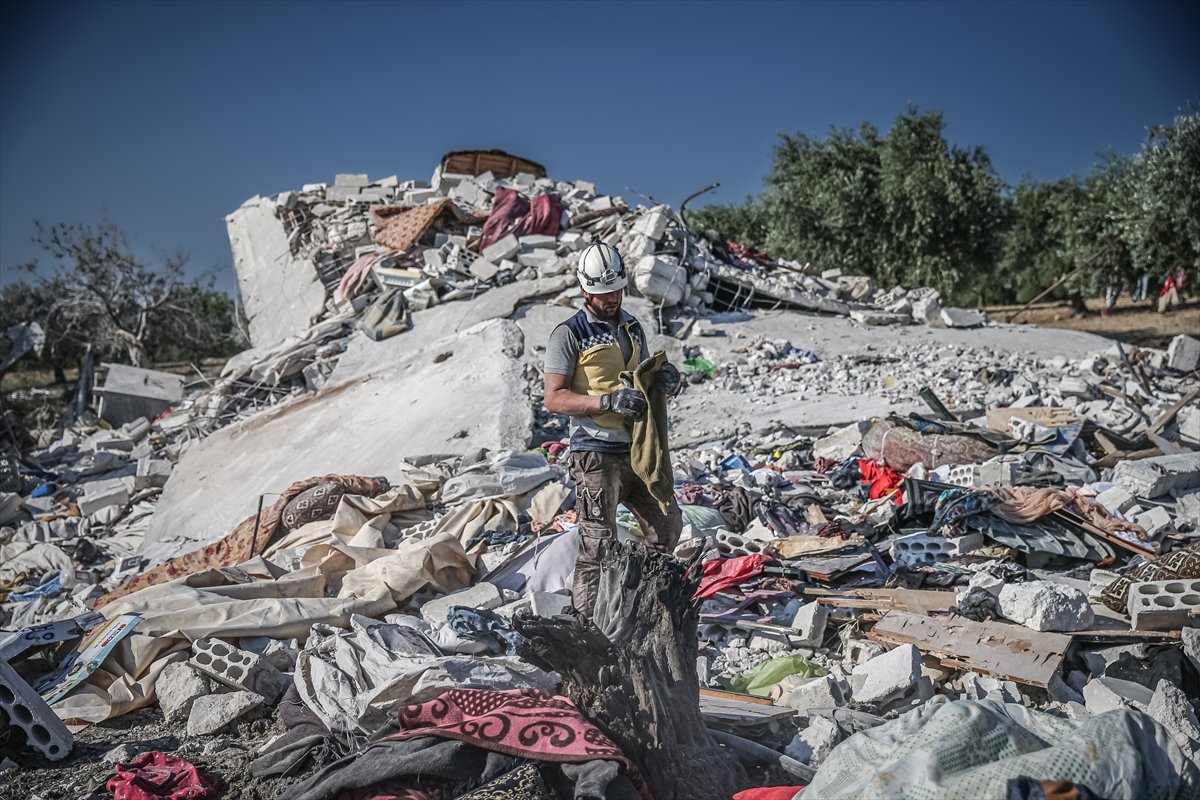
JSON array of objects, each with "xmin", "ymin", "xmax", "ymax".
[{"xmin": 870, "ymin": 611, "xmax": 1069, "ymax": 688}]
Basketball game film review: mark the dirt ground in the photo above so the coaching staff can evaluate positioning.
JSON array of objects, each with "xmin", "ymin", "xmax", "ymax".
[
  {"xmin": 0, "ymin": 706, "xmax": 297, "ymax": 800},
  {"xmin": 985, "ymin": 296, "xmax": 1200, "ymax": 350}
]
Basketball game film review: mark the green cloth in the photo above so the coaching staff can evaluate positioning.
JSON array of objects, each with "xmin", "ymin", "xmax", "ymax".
[
  {"xmin": 622, "ymin": 351, "xmax": 674, "ymax": 513},
  {"xmin": 726, "ymin": 654, "xmax": 827, "ymax": 697}
]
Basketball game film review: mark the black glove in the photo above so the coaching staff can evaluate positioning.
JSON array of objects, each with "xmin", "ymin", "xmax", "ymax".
[
  {"xmin": 601, "ymin": 388, "xmax": 647, "ymax": 419},
  {"xmin": 655, "ymin": 362, "xmax": 683, "ymax": 397}
]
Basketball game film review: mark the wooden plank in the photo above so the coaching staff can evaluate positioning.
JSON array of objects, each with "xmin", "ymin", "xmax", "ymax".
[
  {"xmin": 816, "ymin": 588, "xmax": 955, "ymax": 615},
  {"xmin": 870, "ymin": 611, "xmax": 1069, "ymax": 688},
  {"xmin": 774, "ymin": 534, "xmax": 864, "ymax": 558},
  {"xmin": 1148, "ymin": 388, "xmax": 1200, "ymax": 436},
  {"xmin": 985, "ymin": 406, "xmax": 1082, "ymax": 433},
  {"xmin": 699, "ymin": 687, "xmax": 776, "ymax": 707},
  {"xmin": 1095, "ymin": 447, "xmax": 1161, "ymax": 470}
]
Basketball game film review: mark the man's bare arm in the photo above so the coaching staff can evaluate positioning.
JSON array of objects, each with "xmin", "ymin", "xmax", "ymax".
[{"xmin": 544, "ymin": 372, "xmax": 604, "ymax": 417}]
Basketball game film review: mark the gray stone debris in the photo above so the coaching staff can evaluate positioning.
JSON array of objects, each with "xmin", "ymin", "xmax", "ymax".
[
  {"xmin": 850, "ymin": 644, "xmax": 921, "ymax": 705},
  {"xmin": 997, "ymin": 580, "xmax": 1095, "ymax": 632},
  {"xmin": 156, "ymin": 661, "xmax": 211, "ymax": 723},
  {"xmin": 784, "ymin": 716, "xmax": 843, "ymax": 766},
  {"xmin": 186, "ymin": 690, "xmax": 265, "ymax": 737},
  {"xmin": 1146, "ymin": 679, "xmax": 1200, "ymax": 761}
]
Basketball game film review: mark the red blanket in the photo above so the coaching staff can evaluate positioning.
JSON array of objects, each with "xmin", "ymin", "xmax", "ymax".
[
  {"xmin": 388, "ymin": 689, "xmax": 649, "ymax": 799},
  {"xmin": 107, "ymin": 751, "xmax": 219, "ymax": 800}
]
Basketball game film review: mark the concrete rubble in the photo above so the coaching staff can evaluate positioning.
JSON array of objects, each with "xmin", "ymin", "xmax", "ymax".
[{"xmin": 2, "ymin": 150, "xmax": 1199, "ymax": 797}]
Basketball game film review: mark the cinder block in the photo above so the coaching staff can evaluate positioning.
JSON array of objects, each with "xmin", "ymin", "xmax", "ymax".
[
  {"xmin": 419, "ymin": 582, "xmax": 505, "ymax": 624},
  {"xmin": 190, "ymin": 638, "xmax": 287, "ymax": 701},
  {"xmin": 1128, "ymin": 579, "xmax": 1200, "ymax": 631},
  {"xmin": 715, "ymin": 530, "xmax": 767, "ymax": 558},
  {"xmin": 633, "ymin": 207, "xmax": 670, "ymax": 241},
  {"xmin": 78, "ymin": 481, "xmax": 131, "ymax": 516},
  {"xmin": 135, "ymin": 457, "xmax": 172, "ymax": 490},
  {"xmin": 943, "ymin": 464, "xmax": 982, "ymax": 488},
  {"xmin": 892, "ymin": 532, "xmax": 982, "ymax": 568},
  {"xmin": 978, "ymin": 460, "xmax": 1017, "ymax": 487},
  {"xmin": 0, "ymin": 657, "xmax": 72, "ymax": 761}
]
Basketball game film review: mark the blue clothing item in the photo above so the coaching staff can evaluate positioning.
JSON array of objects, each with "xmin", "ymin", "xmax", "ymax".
[
  {"xmin": 31, "ymin": 482, "xmax": 56, "ymax": 498},
  {"xmin": 445, "ymin": 606, "xmax": 524, "ymax": 656},
  {"xmin": 9, "ymin": 573, "xmax": 64, "ymax": 602},
  {"xmin": 720, "ymin": 454, "xmax": 752, "ymax": 473}
]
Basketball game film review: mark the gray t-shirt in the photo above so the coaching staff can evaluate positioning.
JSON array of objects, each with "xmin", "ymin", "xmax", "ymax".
[{"xmin": 543, "ymin": 309, "xmax": 638, "ymax": 446}]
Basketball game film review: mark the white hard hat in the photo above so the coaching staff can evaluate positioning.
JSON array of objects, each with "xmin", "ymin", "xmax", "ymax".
[{"xmin": 576, "ymin": 243, "xmax": 627, "ymax": 294}]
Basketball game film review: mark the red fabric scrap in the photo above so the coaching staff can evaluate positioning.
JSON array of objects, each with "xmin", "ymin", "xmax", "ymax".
[
  {"xmin": 107, "ymin": 751, "xmax": 219, "ymax": 800},
  {"xmin": 696, "ymin": 554, "xmax": 773, "ymax": 599},
  {"xmin": 477, "ymin": 187, "xmax": 563, "ymax": 252},
  {"xmin": 733, "ymin": 788, "xmax": 805, "ymax": 800},
  {"xmin": 858, "ymin": 458, "xmax": 904, "ymax": 504}
]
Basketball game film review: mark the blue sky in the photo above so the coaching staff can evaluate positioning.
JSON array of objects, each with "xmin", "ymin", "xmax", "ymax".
[{"xmin": 2, "ymin": 0, "xmax": 1197, "ymax": 295}]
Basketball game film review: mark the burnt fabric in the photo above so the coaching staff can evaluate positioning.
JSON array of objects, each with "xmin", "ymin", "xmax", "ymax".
[
  {"xmin": 453, "ymin": 763, "xmax": 558, "ymax": 800},
  {"xmin": 291, "ymin": 736, "xmax": 518, "ymax": 800},
  {"xmin": 477, "ymin": 188, "xmax": 564, "ymax": 252},
  {"xmin": 570, "ymin": 450, "xmax": 682, "ymax": 617},
  {"xmin": 1101, "ymin": 541, "xmax": 1200, "ymax": 613},
  {"xmin": 372, "ymin": 200, "xmax": 471, "ymax": 253},
  {"xmin": 96, "ymin": 474, "xmax": 389, "ymax": 608},
  {"xmin": 625, "ymin": 351, "xmax": 674, "ymax": 512},
  {"xmin": 388, "ymin": 688, "xmax": 649, "ymax": 800},
  {"xmin": 696, "ymin": 554, "xmax": 773, "ymax": 599},
  {"xmin": 446, "ymin": 606, "xmax": 524, "ymax": 655},
  {"xmin": 107, "ymin": 751, "xmax": 220, "ymax": 800}
]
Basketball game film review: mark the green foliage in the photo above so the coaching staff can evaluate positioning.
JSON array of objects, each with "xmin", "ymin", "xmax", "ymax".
[
  {"xmin": 3, "ymin": 220, "xmax": 244, "ymax": 370},
  {"xmin": 687, "ymin": 199, "xmax": 770, "ymax": 250},
  {"xmin": 693, "ymin": 108, "xmax": 1200, "ymax": 308}
]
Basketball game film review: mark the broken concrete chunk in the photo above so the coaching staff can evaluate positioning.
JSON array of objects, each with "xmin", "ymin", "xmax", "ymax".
[
  {"xmin": 784, "ymin": 716, "xmax": 843, "ymax": 766},
  {"xmin": 1134, "ymin": 505, "xmax": 1173, "ymax": 538},
  {"xmin": 189, "ymin": 638, "xmax": 288, "ymax": 702},
  {"xmin": 634, "ymin": 255, "xmax": 687, "ymax": 306},
  {"xmin": 1095, "ymin": 485, "xmax": 1135, "ymax": 515},
  {"xmin": 789, "ymin": 602, "xmax": 829, "ymax": 648},
  {"xmin": 812, "ymin": 421, "xmax": 870, "ymax": 462},
  {"xmin": 939, "ymin": 307, "xmax": 986, "ymax": 328},
  {"xmin": 482, "ymin": 234, "xmax": 520, "ymax": 263},
  {"xmin": 1112, "ymin": 452, "xmax": 1200, "ymax": 499},
  {"xmin": 849, "ymin": 309, "xmax": 909, "ymax": 326},
  {"xmin": 186, "ymin": 690, "xmax": 264, "ymax": 737},
  {"xmin": 998, "ymin": 580, "xmax": 1094, "ymax": 632},
  {"xmin": 632, "ymin": 207, "xmax": 670, "ymax": 241},
  {"xmin": 1147, "ymin": 679, "xmax": 1200, "ymax": 761},
  {"xmin": 783, "ymin": 673, "xmax": 847, "ymax": 714},
  {"xmin": 157, "ymin": 661, "xmax": 211, "ymax": 723},
  {"xmin": 419, "ymin": 581, "xmax": 505, "ymax": 624},
  {"xmin": 1166, "ymin": 334, "xmax": 1200, "ymax": 373},
  {"xmin": 135, "ymin": 457, "xmax": 172, "ymax": 490},
  {"xmin": 1081, "ymin": 676, "xmax": 1153, "ymax": 714},
  {"xmin": 850, "ymin": 644, "xmax": 920, "ymax": 704}
]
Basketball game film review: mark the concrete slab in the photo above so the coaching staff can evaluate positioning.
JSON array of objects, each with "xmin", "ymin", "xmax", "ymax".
[
  {"xmin": 141, "ymin": 319, "xmax": 532, "ymax": 563},
  {"xmin": 226, "ymin": 196, "xmax": 326, "ymax": 348}
]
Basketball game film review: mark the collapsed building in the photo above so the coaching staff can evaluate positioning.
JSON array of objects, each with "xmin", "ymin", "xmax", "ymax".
[{"xmin": 1, "ymin": 150, "xmax": 1199, "ymax": 800}]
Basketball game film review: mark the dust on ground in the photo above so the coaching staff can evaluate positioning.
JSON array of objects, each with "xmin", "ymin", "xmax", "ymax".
[{"xmin": 986, "ymin": 296, "xmax": 1200, "ymax": 349}]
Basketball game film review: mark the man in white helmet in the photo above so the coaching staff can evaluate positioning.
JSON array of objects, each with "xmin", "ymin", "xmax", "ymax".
[{"xmin": 543, "ymin": 242, "xmax": 684, "ymax": 617}]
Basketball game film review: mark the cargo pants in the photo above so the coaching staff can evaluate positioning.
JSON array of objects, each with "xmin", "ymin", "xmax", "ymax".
[{"xmin": 570, "ymin": 450, "xmax": 683, "ymax": 618}]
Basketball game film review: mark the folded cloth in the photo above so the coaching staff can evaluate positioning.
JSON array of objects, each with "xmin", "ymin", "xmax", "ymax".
[
  {"xmin": 107, "ymin": 751, "xmax": 219, "ymax": 800},
  {"xmin": 625, "ymin": 351, "xmax": 674, "ymax": 512},
  {"xmin": 388, "ymin": 688, "xmax": 649, "ymax": 799}
]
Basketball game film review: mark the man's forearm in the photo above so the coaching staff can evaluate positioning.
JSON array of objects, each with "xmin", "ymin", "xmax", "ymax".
[{"xmin": 545, "ymin": 388, "xmax": 604, "ymax": 417}]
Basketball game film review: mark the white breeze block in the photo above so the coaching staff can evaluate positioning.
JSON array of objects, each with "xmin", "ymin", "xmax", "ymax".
[
  {"xmin": 715, "ymin": 530, "xmax": 768, "ymax": 558},
  {"xmin": 892, "ymin": 532, "xmax": 983, "ymax": 568},
  {"xmin": 943, "ymin": 464, "xmax": 982, "ymax": 488},
  {"xmin": 1128, "ymin": 579, "xmax": 1200, "ymax": 632},
  {"xmin": 998, "ymin": 580, "xmax": 1095, "ymax": 632},
  {"xmin": 419, "ymin": 581, "xmax": 505, "ymax": 624},
  {"xmin": 0, "ymin": 657, "xmax": 72, "ymax": 761},
  {"xmin": 190, "ymin": 638, "xmax": 288, "ymax": 701},
  {"xmin": 789, "ymin": 602, "xmax": 829, "ymax": 648},
  {"xmin": 851, "ymin": 644, "xmax": 920, "ymax": 704},
  {"xmin": 1112, "ymin": 453, "xmax": 1200, "ymax": 499},
  {"xmin": 632, "ymin": 207, "xmax": 670, "ymax": 241}
]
